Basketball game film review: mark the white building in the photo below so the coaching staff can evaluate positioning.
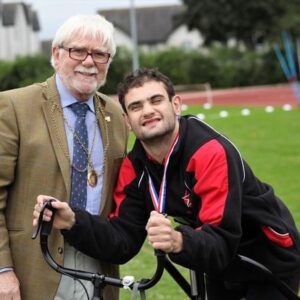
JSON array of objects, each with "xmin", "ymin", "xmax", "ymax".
[
  {"xmin": 99, "ymin": 5, "xmax": 203, "ymax": 52},
  {"xmin": 0, "ymin": 1, "xmax": 40, "ymax": 61}
]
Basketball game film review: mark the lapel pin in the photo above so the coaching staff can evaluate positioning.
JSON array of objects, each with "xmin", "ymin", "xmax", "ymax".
[{"xmin": 105, "ymin": 116, "xmax": 111, "ymax": 122}]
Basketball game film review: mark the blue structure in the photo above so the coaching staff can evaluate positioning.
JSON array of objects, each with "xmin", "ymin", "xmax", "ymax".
[{"xmin": 274, "ymin": 32, "xmax": 300, "ymax": 105}]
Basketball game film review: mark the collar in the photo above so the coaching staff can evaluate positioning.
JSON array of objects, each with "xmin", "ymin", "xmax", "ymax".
[{"xmin": 55, "ymin": 74, "xmax": 95, "ymax": 113}]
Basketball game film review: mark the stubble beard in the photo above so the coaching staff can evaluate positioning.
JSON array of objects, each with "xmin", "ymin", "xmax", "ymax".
[{"xmin": 139, "ymin": 122, "xmax": 176, "ymax": 146}]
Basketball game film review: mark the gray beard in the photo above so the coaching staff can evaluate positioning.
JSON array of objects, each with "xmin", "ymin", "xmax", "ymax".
[{"xmin": 97, "ymin": 77, "xmax": 106, "ymax": 89}]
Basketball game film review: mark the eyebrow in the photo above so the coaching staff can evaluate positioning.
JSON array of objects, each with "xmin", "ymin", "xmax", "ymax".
[
  {"xmin": 126, "ymin": 93, "xmax": 164, "ymax": 109},
  {"xmin": 69, "ymin": 45, "xmax": 106, "ymax": 52}
]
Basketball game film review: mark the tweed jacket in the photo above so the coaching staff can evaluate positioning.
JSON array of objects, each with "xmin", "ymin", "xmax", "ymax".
[{"xmin": 0, "ymin": 76, "xmax": 128, "ymax": 299}]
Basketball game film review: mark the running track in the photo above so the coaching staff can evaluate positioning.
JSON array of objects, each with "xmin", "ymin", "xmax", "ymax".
[{"xmin": 178, "ymin": 83, "xmax": 300, "ymax": 107}]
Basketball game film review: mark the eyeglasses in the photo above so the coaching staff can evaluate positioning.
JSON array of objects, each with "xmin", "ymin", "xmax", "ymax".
[{"xmin": 59, "ymin": 46, "xmax": 111, "ymax": 64}]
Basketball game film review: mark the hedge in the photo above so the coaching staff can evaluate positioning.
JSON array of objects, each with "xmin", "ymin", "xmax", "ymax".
[{"xmin": 0, "ymin": 46, "xmax": 286, "ymax": 94}]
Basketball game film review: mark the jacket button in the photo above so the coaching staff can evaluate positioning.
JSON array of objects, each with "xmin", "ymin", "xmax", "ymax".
[{"xmin": 58, "ymin": 247, "xmax": 64, "ymax": 254}]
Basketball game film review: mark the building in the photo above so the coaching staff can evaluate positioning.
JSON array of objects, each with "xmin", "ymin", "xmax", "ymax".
[
  {"xmin": 0, "ymin": 1, "xmax": 40, "ymax": 61},
  {"xmin": 99, "ymin": 5, "xmax": 203, "ymax": 52}
]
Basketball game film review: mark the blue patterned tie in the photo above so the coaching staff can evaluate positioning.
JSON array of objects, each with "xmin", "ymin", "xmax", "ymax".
[{"xmin": 70, "ymin": 102, "xmax": 89, "ymax": 209}]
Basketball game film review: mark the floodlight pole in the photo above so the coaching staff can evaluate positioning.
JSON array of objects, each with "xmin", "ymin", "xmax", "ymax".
[{"xmin": 129, "ymin": 0, "xmax": 139, "ymax": 71}]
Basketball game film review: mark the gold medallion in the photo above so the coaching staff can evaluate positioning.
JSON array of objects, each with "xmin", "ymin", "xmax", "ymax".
[{"xmin": 87, "ymin": 168, "xmax": 98, "ymax": 187}]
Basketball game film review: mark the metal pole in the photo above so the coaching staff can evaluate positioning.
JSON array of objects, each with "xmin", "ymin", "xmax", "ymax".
[{"xmin": 129, "ymin": 0, "xmax": 139, "ymax": 71}]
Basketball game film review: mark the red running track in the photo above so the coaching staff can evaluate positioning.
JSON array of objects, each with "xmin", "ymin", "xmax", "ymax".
[{"xmin": 179, "ymin": 83, "xmax": 300, "ymax": 107}]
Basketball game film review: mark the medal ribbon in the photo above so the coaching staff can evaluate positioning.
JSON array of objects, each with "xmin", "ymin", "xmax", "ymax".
[{"xmin": 148, "ymin": 134, "xmax": 179, "ymax": 213}]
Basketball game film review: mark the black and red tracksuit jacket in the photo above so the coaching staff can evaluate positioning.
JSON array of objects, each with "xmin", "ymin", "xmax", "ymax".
[{"xmin": 63, "ymin": 115, "xmax": 300, "ymax": 278}]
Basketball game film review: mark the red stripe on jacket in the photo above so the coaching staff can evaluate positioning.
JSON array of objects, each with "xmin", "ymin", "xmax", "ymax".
[
  {"xmin": 261, "ymin": 226, "xmax": 294, "ymax": 247},
  {"xmin": 187, "ymin": 139, "xmax": 229, "ymax": 226},
  {"xmin": 110, "ymin": 157, "xmax": 136, "ymax": 218}
]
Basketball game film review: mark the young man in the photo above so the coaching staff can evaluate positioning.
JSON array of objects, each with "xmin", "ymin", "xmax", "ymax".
[
  {"xmin": 0, "ymin": 15, "xmax": 128, "ymax": 300},
  {"xmin": 34, "ymin": 68, "xmax": 300, "ymax": 299}
]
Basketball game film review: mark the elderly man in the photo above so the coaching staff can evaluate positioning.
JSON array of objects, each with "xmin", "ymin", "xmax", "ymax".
[{"xmin": 0, "ymin": 14, "xmax": 128, "ymax": 299}]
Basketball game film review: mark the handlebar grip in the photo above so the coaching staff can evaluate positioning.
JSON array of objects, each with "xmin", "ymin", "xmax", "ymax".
[
  {"xmin": 40, "ymin": 199, "xmax": 57, "ymax": 236},
  {"xmin": 154, "ymin": 249, "xmax": 165, "ymax": 257}
]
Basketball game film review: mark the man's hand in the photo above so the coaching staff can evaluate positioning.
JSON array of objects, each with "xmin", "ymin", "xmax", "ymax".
[
  {"xmin": 33, "ymin": 195, "xmax": 75, "ymax": 230},
  {"xmin": 0, "ymin": 271, "xmax": 21, "ymax": 300},
  {"xmin": 146, "ymin": 211, "xmax": 183, "ymax": 253}
]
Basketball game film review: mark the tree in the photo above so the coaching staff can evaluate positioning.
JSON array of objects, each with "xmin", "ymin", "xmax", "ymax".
[
  {"xmin": 177, "ymin": 0, "xmax": 297, "ymax": 48},
  {"xmin": 274, "ymin": 1, "xmax": 300, "ymax": 38}
]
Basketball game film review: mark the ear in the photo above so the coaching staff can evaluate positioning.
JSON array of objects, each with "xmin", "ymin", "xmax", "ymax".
[
  {"xmin": 171, "ymin": 95, "xmax": 182, "ymax": 116},
  {"xmin": 51, "ymin": 47, "xmax": 60, "ymax": 69}
]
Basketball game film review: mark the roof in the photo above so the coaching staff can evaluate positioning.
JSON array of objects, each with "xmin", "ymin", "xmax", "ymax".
[
  {"xmin": 2, "ymin": 2, "xmax": 40, "ymax": 31},
  {"xmin": 99, "ymin": 5, "xmax": 183, "ymax": 45}
]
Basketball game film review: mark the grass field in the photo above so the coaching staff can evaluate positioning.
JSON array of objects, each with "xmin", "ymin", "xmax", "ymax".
[{"xmin": 120, "ymin": 105, "xmax": 300, "ymax": 300}]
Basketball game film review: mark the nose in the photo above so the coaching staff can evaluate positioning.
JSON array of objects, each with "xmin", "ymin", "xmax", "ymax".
[
  {"xmin": 142, "ymin": 102, "xmax": 155, "ymax": 116},
  {"xmin": 81, "ymin": 53, "xmax": 95, "ymax": 65}
]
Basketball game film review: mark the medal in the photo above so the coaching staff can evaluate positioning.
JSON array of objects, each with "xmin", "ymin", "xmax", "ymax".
[
  {"xmin": 148, "ymin": 134, "xmax": 179, "ymax": 213},
  {"xmin": 87, "ymin": 168, "xmax": 98, "ymax": 187}
]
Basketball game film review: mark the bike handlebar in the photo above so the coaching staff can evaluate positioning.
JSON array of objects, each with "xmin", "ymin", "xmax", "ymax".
[{"xmin": 32, "ymin": 200, "xmax": 166, "ymax": 291}]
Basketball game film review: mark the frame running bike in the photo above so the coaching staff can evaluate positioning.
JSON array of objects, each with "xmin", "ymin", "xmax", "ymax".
[{"xmin": 32, "ymin": 200, "xmax": 202, "ymax": 299}]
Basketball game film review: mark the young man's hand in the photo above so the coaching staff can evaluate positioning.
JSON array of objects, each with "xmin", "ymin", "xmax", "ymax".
[
  {"xmin": 33, "ymin": 195, "xmax": 75, "ymax": 230},
  {"xmin": 146, "ymin": 211, "xmax": 183, "ymax": 253}
]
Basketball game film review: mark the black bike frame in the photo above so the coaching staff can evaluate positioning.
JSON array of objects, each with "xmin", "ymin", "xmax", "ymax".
[{"xmin": 32, "ymin": 201, "xmax": 196, "ymax": 299}]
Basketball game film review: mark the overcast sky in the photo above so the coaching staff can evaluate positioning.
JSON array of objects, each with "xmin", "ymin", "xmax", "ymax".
[{"xmin": 3, "ymin": 0, "xmax": 180, "ymax": 40}]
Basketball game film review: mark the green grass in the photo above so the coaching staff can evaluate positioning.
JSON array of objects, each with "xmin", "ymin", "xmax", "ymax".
[{"xmin": 120, "ymin": 105, "xmax": 300, "ymax": 299}]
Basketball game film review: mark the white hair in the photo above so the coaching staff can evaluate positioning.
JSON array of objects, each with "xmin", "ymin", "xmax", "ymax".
[{"xmin": 50, "ymin": 14, "xmax": 116, "ymax": 67}]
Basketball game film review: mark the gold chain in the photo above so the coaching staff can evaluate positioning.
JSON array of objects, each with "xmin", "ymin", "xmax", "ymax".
[
  {"xmin": 94, "ymin": 94, "xmax": 110, "ymax": 178},
  {"xmin": 64, "ymin": 116, "xmax": 97, "ymax": 173},
  {"xmin": 50, "ymin": 95, "xmax": 110, "ymax": 178}
]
